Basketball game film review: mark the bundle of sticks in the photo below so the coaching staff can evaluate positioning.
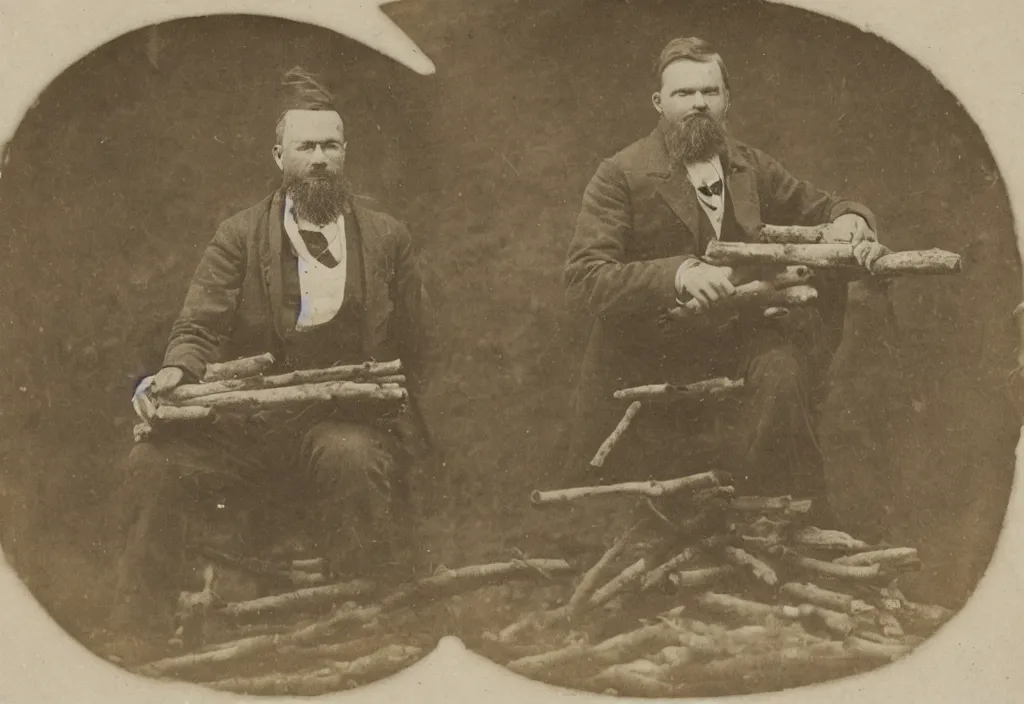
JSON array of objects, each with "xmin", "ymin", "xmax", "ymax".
[
  {"xmin": 660, "ymin": 223, "xmax": 962, "ymax": 324},
  {"xmin": 133, "ymin": 353, "xmax": 408, "ymax": 442},
  {"xmin": 476, "ymin": 472, "xmax": 953, "ymax": 697},
  {"xmin": 130, "ymin": 553, "xmax": 577, "ymax": 695}
]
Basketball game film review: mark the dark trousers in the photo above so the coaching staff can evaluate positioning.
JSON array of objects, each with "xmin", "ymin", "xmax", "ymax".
[
  {"xmin": 578, "ymin": 311, "xmax": 829, "ymax": 499},
  {"xmin": 110, "ymin": 410, "xmax": 399, "ymax": 634}
]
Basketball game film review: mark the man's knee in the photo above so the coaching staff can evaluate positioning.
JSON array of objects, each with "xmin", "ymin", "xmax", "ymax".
[
  {"xmin": 304, "ymin": 423, "xmax": 395, "ymax": 494},
  {"xmin": 747, "ymin": 346, "xmax": 805, "ymax": 395}
]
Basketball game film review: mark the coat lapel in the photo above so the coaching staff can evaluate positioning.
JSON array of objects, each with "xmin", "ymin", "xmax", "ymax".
[
  {"xmin": 646, "ymin": 126, "xmax": 706, "ymax": 244},
  {"xmin": 351, "ymin": 201, "xmax": 390, "ymax": 357},
  {"xmin": 263, "ymin": 189, "xmax": 293, "ymax": 337},
  {"xmin": 722, "ymin": 139, "xmax": 763, "ymax": 241}
]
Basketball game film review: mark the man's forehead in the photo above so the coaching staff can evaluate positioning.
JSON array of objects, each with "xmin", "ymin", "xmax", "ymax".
[
  {"xmin": 281, "ymin": 110, "xmax": 344, "ymax": 142},
  {"xmin": 661, "ymin": 59, "xmax": 724, "ymax": 89}
]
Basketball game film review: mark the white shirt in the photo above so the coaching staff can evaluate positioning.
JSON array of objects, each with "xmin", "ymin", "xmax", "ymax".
[
  {"xmin": 684, "ymin": 155, "xmax": 726, "ymax": 239},
  {"xmin": 282, "ymin": 196, "xmax": 348, "ymax": 331}
]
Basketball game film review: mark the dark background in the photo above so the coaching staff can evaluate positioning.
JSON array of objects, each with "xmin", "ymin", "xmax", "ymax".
[{"xmin": 0, "ymin": 0, "xmax": 1018, "ymax": 648}]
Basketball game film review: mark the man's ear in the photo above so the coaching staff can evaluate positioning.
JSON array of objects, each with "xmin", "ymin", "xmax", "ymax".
[
  {"xmin": 652, "ymin": 91, "xmax": 663, "ymax": 114},
  {"xmin": 272, "ymin": 144, "xmax": 284, "ymax": 171}
]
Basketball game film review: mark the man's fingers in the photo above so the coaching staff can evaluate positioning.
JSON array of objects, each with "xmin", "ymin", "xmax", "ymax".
[{"xmin": 853, "ymin": 242, "xmax": 869, "ymax": 266}]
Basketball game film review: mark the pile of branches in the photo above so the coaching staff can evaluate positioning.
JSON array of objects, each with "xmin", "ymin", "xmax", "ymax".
[
  {"xmin": 134, "ymin": 353, "xmax": 408, "ymax": 442},
  {"xmin": 130, "ymin": 556, "xmax": 578, "ymax": 695},
  {"xmin": 469, "ymin": 471, "xmax": 953, "ymax": 697}
]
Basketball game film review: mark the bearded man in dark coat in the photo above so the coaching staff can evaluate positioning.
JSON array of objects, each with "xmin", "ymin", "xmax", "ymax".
[
  {"xmin": 106, "ymin": 68, "xmax": 434, "ymax": 657},
  {"xmin": 564, "ymin": 38, "xmax": 888, "ymax": 519}
]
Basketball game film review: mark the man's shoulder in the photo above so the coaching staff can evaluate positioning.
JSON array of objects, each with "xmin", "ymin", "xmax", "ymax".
[
  {"xmin": 606, "ymin": 130, "xmax": 659, "ymax": 170},
  {"xmin": 350, "ymin": 195, "xmax": 411, "ymax": 241},
  {"xmin": 217, "ymin": 191, "xmax": 278, "ymax": 233}
]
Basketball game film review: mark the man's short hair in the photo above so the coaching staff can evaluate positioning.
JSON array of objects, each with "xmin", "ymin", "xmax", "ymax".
[
  {"xmin": 275, "ymin": 67, "xmax": 343, "ymax": 143},
  {"xmin": 654, "ymin": 37, "xmax": 730, "ymax": 94}
]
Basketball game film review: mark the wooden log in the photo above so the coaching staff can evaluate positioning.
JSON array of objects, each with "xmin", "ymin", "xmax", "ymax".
[
  {"xmin": 613, "ymin": 377, "xmax": 744, "ymax": 402},
  {"xmin": 870, "ymin": 249, "xmax": 963, "ymax": 275},
  {"xmin": 171, "ymin": 360, "xmax": 404, "ymax": 401},
  {"xmin": 722, "ymin": 547, "xmax": 778, "ymax": 586},
  {"xmin": 292, "ymin": 557, "xmax": 330, "ymax": 574},
  {"xmin": 797, "ymin": 604, "xmax": 856, "ymax": 639},
  {"xmin": 204, "ymin": 644, "xmax": 422, "ymax": 695},
  {"xmin": 845, "ymin": 636, "xmax": 911, "ymax": 662},
  {"xmin": 669, "ymin": 565, "xmax": 736, "ymax": 588},
  {"xmin": 664, "ymin": 268, "xmax": 815, "ymax": 321},
  {"xmin": 390, "ymin": 559, "xmax": 573, "ymax": 607},
  {"xmin": 643, "ymin": 548, "xmax": 698, "ymax": 590},
  {"xmin": 705, "ymin": 241, "xmax": 962, "ymax": 275},
  {"xmin": 731, "ymin": 495, "xmax": 813, "ymax": 514},
  {"xmin": 177, "ymin": 381, "xmax": 407, "ymax": 412},
  {"xmin": 565, "ymin": 524, "xmax": 637, "ymax": 621},
  {"xmin": 780, "ymin": 582, "xmax": 876, "ymax": 615},
  {"xmin": 589, "ymin": 623, "xmax": 687, "ymax": 664},
  {"xmin": 667, "ymin": 284, "xmax": 818, "ymax": 321},
  {"xmin": 589, "ymin": 558, "xmax": 646, "ymax": 608},
  {"xmin": 217, "ymin": 579, "xmax": 377, "ymax": 623},
  {"xmin": 593, "ymin": 663, "xmax": 677, "ymax": 698},
  {"xmin": 786, "ymin": 553, "xmax": 882, "ymax": 581},
  {"xmin": 792, "ymin": 526, "xmax": 873, "ymax": 551},
  {"xmin": 672, "ymin": 643, "xmax": 861, "ymax": 695},
  {"xmin": 134, "ymin": 405, "xmax": 214, "ymax": 442},
  {"xmin": 696, "ymin": 592, "xmax": 799, "ymax": 624},
  {"xmin": 834, "ymin": 547, "xmax": 919, "ymax": 566},
  {"xmin": 507, "ymin": 642, "xmax": 591, "ymax": 677},
  {"xmin": 759, "ymin": 223, "xmax": 847, "ymax": 244},
  {"xmin": 203, "ymin": 353, "xmax": 276, "ymax": 382},
  {"xmin": 531, "ymin": 471, "xmax": 725, "ymax": 505},
  {"xmin": 590, "ymin": 401, "xmax": 642, "ymax": 468}
]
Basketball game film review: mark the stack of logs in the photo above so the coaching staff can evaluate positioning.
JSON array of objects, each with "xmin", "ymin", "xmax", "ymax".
[
  {"xmin": 469, "ymin": 472, "xmax": 955, "ymax": 697},
  {"xmin": 129, "ymin": 556, "xmax": 579, "ymax": 695},
  {"xmin": 659, "ymin": 223, "xmax": 961, "ymax": 326},
  {"xmin": 133, "ymin": 353, "xmax": 409, "ymax": 442}
]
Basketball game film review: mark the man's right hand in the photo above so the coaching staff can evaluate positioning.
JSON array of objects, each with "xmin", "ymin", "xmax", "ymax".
[
  {"xmin": 132, "ymin": 367, "xmax": 184, "ymax": 422},
  {"xmin": 675, "ymin": 261, "xmax": 736, "ymax": 312}
]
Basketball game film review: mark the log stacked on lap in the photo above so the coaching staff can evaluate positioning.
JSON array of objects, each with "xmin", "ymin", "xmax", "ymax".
[{"xmin": 133, "ymin": 355, "xmax": 409, "ymax": 442}]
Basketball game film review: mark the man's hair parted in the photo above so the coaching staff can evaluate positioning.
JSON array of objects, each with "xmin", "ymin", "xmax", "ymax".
[
  {"xmin": 654, "ymin": 37, "xmax": 730, "ymax": 94},
  {"xmin": 275, "ymin": 67, "xmax": 343, "ymax": 143}
]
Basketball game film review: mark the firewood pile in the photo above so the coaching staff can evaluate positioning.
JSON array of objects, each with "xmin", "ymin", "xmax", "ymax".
[
  {"xmin": 129, "ymin": 555, "xmax": 578, "ymax": 695},
  {"xmin": 133, "ymin": 353, "xmax": 409, "ymax": 442},
  {"xmin": 468, "ymin": 473, "xmax": 955, "ymax": 697}
]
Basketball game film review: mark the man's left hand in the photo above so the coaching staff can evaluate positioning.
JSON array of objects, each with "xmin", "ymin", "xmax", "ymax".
[{"xmin": 831, "ymin": 214, "xmax": 890, "ymax": 272}]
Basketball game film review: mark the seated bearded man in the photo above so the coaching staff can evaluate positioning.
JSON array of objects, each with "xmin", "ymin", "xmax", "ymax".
[{"xmin": 563, "ymin": 37, "xmax": 888, "ymax": 525}]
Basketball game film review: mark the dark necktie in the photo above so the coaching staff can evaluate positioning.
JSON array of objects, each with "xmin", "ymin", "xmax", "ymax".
[
  {"xmin": 298, "ymin": 229, "xmax": 340, "ymax": 268},
  {"xmin": 697, "ymin": 179, "xmax": 724, "ymax": 199}
]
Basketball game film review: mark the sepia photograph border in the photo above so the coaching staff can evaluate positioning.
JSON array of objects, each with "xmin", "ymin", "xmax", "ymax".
[{"xmin": 1, "ymin": 0, "xmax": 1022, "ymax": 702}]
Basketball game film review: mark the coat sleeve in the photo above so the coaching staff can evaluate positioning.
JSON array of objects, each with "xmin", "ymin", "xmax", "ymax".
[
  {"xmin": 162, "ymin": 220, "xmax": 247, "ymax": 382},
  {"xmin": 392, "ymin": 220, "xmax": 434, "ymax": 396},
  {"xmin": 565, "ymin": 158, "xmax": 695, "ymax": 321},
  {"xmin": 753, "ymin": 148, "xmax": 878, "ymax": 235}
]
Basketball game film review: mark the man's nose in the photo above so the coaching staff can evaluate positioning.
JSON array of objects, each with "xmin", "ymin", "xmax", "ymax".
[
  {"xmin": 311, "ymin": 145, "xmax": 327, "ymax": 162},
  {"xmin": 693, "ymin": 91, "xmax": 708, "ymax": 110}
]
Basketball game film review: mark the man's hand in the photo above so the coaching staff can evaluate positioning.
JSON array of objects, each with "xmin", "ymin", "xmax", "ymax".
[
  {"xmin": 132, "ymin": 367, "xmax": 184, "ymax": 422},
  {"xmin": 675, "ymin": 261, "xmax": 735, "ymax": 312},
  {"xmin": 831, "ymin": 214, "xmax": 890, "ymax": 272}
]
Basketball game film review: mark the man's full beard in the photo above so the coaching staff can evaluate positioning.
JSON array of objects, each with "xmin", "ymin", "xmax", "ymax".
[
  {"xmin": 662, "ymin": 112, "xmax": 728, "ymax": 166},
  {"xmin": 286, "ymin": 173, "xmax": 350, "ymax": 226}
]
